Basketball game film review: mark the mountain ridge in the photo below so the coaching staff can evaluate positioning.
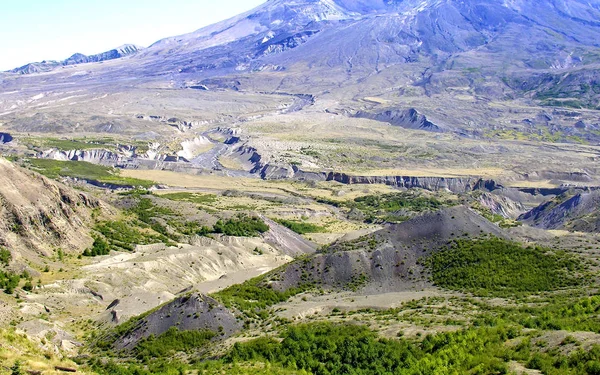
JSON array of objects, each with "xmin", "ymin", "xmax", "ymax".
[{"xmin": 9, "ymin": 43, "xmax": 143, "ymax": 74}]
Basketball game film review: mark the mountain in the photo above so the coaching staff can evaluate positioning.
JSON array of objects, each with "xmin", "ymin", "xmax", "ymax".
[
  {"xmin": 9, "ymin": 44, "xmax": 143, "ymax": 74},
  {"xmin": 130, "ymin": 0, "xmax": 600, "ymax": 76},
  {"xmin": 10, "ymin": 1, "xmax": 600, "ymax": 79}
]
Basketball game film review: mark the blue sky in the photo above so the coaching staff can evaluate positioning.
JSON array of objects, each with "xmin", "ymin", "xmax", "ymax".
[{"xmin": 0, "ymin": 0, "xmax": 266, "ymax": 71}]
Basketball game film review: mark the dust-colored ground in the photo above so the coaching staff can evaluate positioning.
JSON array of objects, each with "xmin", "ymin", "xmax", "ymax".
[{"xmin": 275, "ymin": 289, "xmax": 444, "ymax": 320}]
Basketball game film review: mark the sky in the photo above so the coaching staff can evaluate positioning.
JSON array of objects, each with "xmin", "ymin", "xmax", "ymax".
[{"xmin": 0, "ymin": 0, "xmax": 267, "ymax": 71}]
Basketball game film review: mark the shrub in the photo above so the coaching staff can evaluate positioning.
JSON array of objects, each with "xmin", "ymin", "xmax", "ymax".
[
  {"xmin": 0, "ymin": 247, "xmax": 11, "ymax": 266},
  {"xmin": 426, "ymin": 237, "xmax": 585, "ymax": 296},
  {"xmin": 214, "ymin": 215, "xmax": 269, "ymax": 237}
]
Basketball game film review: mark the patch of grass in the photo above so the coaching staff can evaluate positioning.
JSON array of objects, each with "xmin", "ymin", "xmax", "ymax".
[
  {"xmin": 134, "ymin": 327, "xmax": 215, "ymax": 361},
  {"xmin": 83, "ymin": 221, "xmax": 172, "ymax": 255},
  {"xmin": 426, "ymin": 237, "xmax": 587, "ymax": 296},
  {"xmin": 273, "ymin": 219, "xmax": 327, "ymax": 234},
  {"xmin": 160, "ymin": 192, "xmax": 218, "ymax": 205},
  {"xmin": 214, "ymin": 215, "xmax": 269, "ymax": 237},
  {"xmin": 128, "ymin": 198, "xmax": 177, "ymax": 224},
  {"xmin": 346, "ymin": 192, "xmax": 448, "ymax": 223},
  {"xmin": 320, "ymin": 235, "xmax": 381, "ymax": 253},
  {"xmin": 26, "ymin": 159, "xmax": 155, "ymax": 188},
  {"xmin": 0, "ymin": 247, "xmax": 11, "ymax": 266},
  {"xmin": 213, "ymin": 271, "xmax": 312, "ymax": 319}
]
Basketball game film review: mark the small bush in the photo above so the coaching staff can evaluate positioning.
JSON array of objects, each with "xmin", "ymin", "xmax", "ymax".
[{"xmin": 214, "ymin": 215, "xmax": 269, "ymax": 237}]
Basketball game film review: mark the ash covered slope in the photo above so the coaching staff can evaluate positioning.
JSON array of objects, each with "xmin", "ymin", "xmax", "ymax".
[
  {"xmin": 520, "ymin": 189, "xmax": 600, "ymax": 232},
  {"xmin": 0, "ymin": 158, "xmax": 101, "ymax": 262},
  {"xmin": 267, "ymin": 206, "xmax": 508, "ymax": 294},
  {"xmin": 132, "ymin": 0, "xmax": 600, "ymax": 78},
  {"xmin": 114, "ymin": 294, "xmax": 241, "ymax": 350}
]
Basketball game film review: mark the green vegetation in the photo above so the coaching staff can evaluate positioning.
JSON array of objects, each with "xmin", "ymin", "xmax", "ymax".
[
  {"xmin": 0, "ymin": 248, "xmax": 22, "ymax": 294},
  {"xmin": 84, "ymin": 221, "xmax": 172, "ymax": 255},
  {"xmin": 0, "ymin": 247, "xmax": 11, "ymax": 266},
  {"xmin": 225, "ymin": 322, "xmax": 513, "ymax": 375},
  {"xmin": 426, "ymin": 237, "xmax": 586, "ymax": 296},
  {"xmin": 353, "ymin": 192, "xmax": 444, "ymax": 212},
  {"xmin": 274, "ymin": 219, "xmax": 326, "ymax": 234},
  {"xmin": 83, "ymin": 199, "xmax": 270, "ymax": 257},
  {"xmin": 0, "ymin": 270, "xmax": 21, "ymax": 294},
  {"xmin": 214, "ymin": 273, "xmax": 311, "ymax": 319},
  {"xmin": 83, "ymin": 236, "xmax": 111, "ymax": 256},
  {"xmin": 128, "ymin": 198, "xmax": 177, "ymax": 225},
  {"xmin": 497, "ymin": 294, "xmax": 600, "ymax": 333},
  {"xmin": 134, "ymin": 327, "xmax": 215, "ymax": 361},
  {"xmin": 26, "ymin": 159, "xmax": 155, "ymax": 188},
  {"xmin": 214, "ymin": 215, "xmax": 269, "ymax": 237},
  {"xmin": 160, "ymin": 192, "xmax": 218, "ymax": 204},
  {"xmin": 318, "ymin": 191, "xmax": 449, "ymax": 223},
  {"xmin": 83, "ymin": 198, "xmax": 179, "ymax": 256},
  {"xmin": 320, "ymin": 234, "xmax": 381, "ymax": 253}
]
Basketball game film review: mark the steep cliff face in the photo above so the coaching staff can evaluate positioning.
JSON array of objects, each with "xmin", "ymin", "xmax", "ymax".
[
  {"xmin": 0, "ymin": 158, "xmax": 102, "ymax": 262},
  {"xmin": 477, "ymin": 192, "xmax": 526, "ymax": 219},
  {"xmin": 255, "ymin": 163, "xmax": 502, "ymax": 193},
  {"xmin": 39, "ymin": 149, "xmax": 123, "ymax": 165},
  {"xmin": 326, "ymin": 173, "xmax": 496, "ymax": 193}
]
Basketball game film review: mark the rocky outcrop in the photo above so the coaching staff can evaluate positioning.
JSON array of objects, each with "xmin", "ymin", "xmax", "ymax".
[
  {"xmin": 477, "ymin": 192, "xmax": 526, "ymax": 219},
  {"xmin": 326, "ymin": 173, "xmax": 495, "ymax": 193},
  {"xmin": 39, "ymin": 149, "xmax": 123, "ymax": 165},
  {"xmin": 257, "ymin": 30, "xmax": 320, "ymax": 57},
  {"xmin": 354, "ymin": 108, "xmax": 442, "ymax": 132},
  {"xmin": 519, "ymin": 190, "xmax": 600, "ymax": 232},
  {"xmin": 257, "ymin": 164, "xmax": 502, "ymax": 193},
  {"xmin": 177, "ymin": 137, "xmax": 212, "ymax": 160},
  {"xmin": 136, "ymin": 115, "xmax": 210, "ymax": 132},
  {"xmin": 113, "ymin": 294, "xmax": 241, "ymax": 350}
]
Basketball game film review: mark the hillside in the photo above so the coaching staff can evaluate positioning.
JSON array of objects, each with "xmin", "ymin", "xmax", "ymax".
[
  {"xmin": 0, "ymin": 158, "xmax": 102, "ymax": 264},
  {"xmin": 520, "ymin": 189, "xmax": 600, "ymax": 232}
]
